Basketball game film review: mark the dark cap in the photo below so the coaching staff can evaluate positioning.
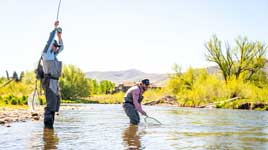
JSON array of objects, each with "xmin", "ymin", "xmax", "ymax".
[{"xmin": 142, "ymin": 79, "xmax": 150, "ymax": 86}]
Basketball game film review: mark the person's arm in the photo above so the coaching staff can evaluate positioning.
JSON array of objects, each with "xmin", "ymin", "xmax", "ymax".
[
  {"xmin": 132, "ymin": 89, "xmax": 146, "ymax": 116},
  {"xmin": 55, "ymin": 32, "xmax": 64, "ymax": 55},
  {"xmin": 42, "ymin": 21, "xmax": 59, "ymax": 56},
  {"xmin": 42, "ymin": 29, "xmax": 56, "ymax": 55}
]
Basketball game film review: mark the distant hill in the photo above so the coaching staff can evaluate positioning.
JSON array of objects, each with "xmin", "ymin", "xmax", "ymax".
[{"xmin": 85, "ymin": 69, "xmax": 168, "ymax": 86}]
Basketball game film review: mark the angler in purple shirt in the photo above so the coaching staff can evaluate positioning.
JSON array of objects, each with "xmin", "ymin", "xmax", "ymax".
[{"xmin": 123, "ymin": 79, "xmax": 150, "ymax": 125}]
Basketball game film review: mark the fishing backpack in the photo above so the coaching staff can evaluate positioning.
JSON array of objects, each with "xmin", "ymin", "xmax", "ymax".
[{"xmin": 35, "ymin": 57, "xmax": 44, "ymax": 80}]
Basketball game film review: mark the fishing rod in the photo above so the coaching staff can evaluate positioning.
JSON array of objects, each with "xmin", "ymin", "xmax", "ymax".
[
  {"xmin": 56, "ymin": 0, "xmax": 62, "ymax": 21},
  {"xmin": 56, "ymin": 0, "xmax": 63, "ymax": 33}
]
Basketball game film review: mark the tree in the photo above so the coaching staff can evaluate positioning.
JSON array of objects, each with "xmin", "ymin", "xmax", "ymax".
[
  {"xmin": 12, "ymin": 71, "xmax": 19, "ymax": 82},
  {"xmin": 98, "ymin": 80, "xmax": 115, "ymax": 94},
  {"xmin": 59, "ymin": 65, "xmax": 90, "ymax": 99},
  {"xmin": 6, "ymin": 70, "xmax": 10, "ymax": 80},
  {"xmin": 205, "ymin": 35, "xmax": 267, "ymax": 83},
  {"xmin": 19, "ymin": 72, "xmax": 24, "ymax": 81},
  {"xmin": 232, "ymin": 37, "xmax": 267, "ymax": 80},
  {"xmin": 205, "ymin": 35, "xmax": 233, "ymax": 83},
  {"xmin": 172, "ymin": 63, "xmax": 182, "ymax": 77},
  {"xmin": 88, "ymin": 79, "xmax": 99, "ymax": 95}
]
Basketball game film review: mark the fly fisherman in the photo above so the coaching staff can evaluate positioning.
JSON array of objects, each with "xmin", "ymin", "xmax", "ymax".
[
  {"xmin": 42, "ymin": 21, "xmax": 64, "ymax": 129},
  {"xmin": 123, "ymin": 79, "xmax": 150, "ymax": 125}
]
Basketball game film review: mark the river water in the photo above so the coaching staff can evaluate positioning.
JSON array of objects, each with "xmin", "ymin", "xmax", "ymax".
[{"xmin": 1, "ymin": 104, "xmax": 268, "ymax": 150}]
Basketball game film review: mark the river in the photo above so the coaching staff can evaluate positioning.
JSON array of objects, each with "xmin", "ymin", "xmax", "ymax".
[{"xmin": 1, "ymin": 104, "xmax": 268, "ymax": 149}]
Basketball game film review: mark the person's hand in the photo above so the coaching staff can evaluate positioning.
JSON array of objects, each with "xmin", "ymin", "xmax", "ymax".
[
  {"xmin": 141, "ymin": 110, "xmax": 147, "ymax": 116},
  {"xmin": 54, "ymin": 21, "xmax": 59, "ymax": 28}
]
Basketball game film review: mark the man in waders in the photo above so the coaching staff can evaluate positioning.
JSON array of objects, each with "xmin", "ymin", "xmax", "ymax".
[
  {"xmin": 42, "ymin": 21, "xmax": 64, "ymax": 129},
  {"xmin": 123, "ymin": 79, "xmax": 150, "ymax": 125}
]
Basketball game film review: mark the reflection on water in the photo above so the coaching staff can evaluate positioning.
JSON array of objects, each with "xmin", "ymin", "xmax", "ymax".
[
  {"xmin": 43, "ymin": 128, "xmax": 59, "ymax": 150},
  {"xmin": 122, "ymin": 125, "xmax": 142, "ymax": 150},
  {"xmin": 0, "ymin": 104, "xmax": 268, "ymax": 149}
]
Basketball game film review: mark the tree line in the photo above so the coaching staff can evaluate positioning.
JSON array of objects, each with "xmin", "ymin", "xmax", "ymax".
[{"xmin": 0, "ymin": 65, "xmax": 115, "ymax": 101}]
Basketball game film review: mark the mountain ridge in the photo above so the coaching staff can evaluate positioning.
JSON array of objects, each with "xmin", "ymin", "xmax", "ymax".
[
  {"xmin": 86, "ymin": 69, "xmax": 168, "ymax": 86},
  {"xmin": 86, "ymin": 61, "xmax": 268, "ymax": 86}
]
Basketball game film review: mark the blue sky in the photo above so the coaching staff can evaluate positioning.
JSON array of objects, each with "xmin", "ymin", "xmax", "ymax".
[{"xmin": 0, "ymin": 0, "xmax": 267, "ymax": 76}]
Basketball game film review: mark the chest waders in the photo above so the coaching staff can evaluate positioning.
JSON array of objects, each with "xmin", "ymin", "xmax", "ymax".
[
  {"xmin": 123, "ymin": 86, "xmax": 144, "ymax": 125},
  {"xmin": 42, "ymin": 59, "xmax": 62, "ymax": 129}
]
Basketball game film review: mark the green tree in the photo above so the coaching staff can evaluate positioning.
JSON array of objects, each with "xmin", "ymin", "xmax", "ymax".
[
  {"xmin": 89, "ymin": 79, "xmax": 99, "ymax": 95},
  {"xmin": 59, "ymin": 65, "xmax": 90, "ymax": 99},
  {"xmin": 205, "ymin": 35, "xmax": 267, "ymax": 83},
  {"xmin": 19, "ymin": 72, "xmax": 24, "ymax": 81},
  {"xmin": 205, "ymin": 35, "xmax": 233, "ymax": 83},
  {"xmin": 98, "ymin": 80, "xmax": 115, "ymax": 94},
  {"xmin": 232, "ymin": 37, "xmax": 267, "ymax": 80}
]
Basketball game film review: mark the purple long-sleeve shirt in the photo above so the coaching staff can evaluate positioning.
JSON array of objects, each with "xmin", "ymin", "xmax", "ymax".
[{"xmin": 124, "ymin": 86, "xmax": 145, "ymax": 114}]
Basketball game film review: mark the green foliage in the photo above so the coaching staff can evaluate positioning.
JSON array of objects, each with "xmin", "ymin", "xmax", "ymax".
[
  {"xmin": 166, "ymin": 76, "xmax": 184, "ymax": 95},
  {"xmin": 79, "ymin": 88, "xmax": 167, "ymax": 105},
  {"xmin": 89, "ymin": 92, "xmax": 125, "ymax": 104},
  {"xmin": 89, "ymin": 79, "xmax": 99, "ymax": 95},
  {"xmin": 143, "ymin": 88, "xmax": 166, "ymax": 103},
  {"xmin": 59, "ymin": 64, "xmax": 91, "ymax": 99},
  {"xmin": 0, "ymin": 95, "xmax": 28, "ymax": 106},
  {"xmin": 0, "ymin": 65, "xmax": 119, "ymax": 105},
  {"xmin": 0, "ymin": 71, "xmax": 35, "ymax": 97},
  {"xmin": 205, "ymin": 35, "xmax": 233, "ymax": 82},
  {"xmin": 21, "ymin": 71, "xmax": 36, "ymax": 85},
  {"xmin": 61, "ymin": 98, "xmax": 99, "ymax": 104},
  {"xmin": 98, "ymin": 80, "xmax": 115, "ymax": 94},
  {"xmin": 166, "ymin": 65, "xmax": 268, "ymax": 108},
  {"xmin": 249, "ymin": 70, "xmax": 268, "ymax": 88},
  {"xmin": 19, "ymin": 72, "xmax": 24, "ymax": 81},
  {"xmin": 59, "ymin": 65, "xmax": 116, "ymax": 100},
  {"xmin": 0, "ymin": 77, "xmax": 5, "ymax": 84},
  {"xmin": 232, "ymin": 38, "xmax": 266, "ymax": 80},
  {"xmin": 205, "ymin": 35, "xmax": 267, "ymax": 82}
]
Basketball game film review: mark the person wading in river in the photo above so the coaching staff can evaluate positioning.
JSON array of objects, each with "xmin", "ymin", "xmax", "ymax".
[
  {"xmin": 123, "ymin": 79, "xmax": 150, "ymax": 125},
  {"xmin": 41, "ymin": 21, "xmax": 64, "ymax": 129}
]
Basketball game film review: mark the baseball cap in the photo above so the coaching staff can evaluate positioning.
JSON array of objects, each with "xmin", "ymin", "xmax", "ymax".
[{"xmin": 142, "ymin": 79, "xmax": 150, "ymax": 86}]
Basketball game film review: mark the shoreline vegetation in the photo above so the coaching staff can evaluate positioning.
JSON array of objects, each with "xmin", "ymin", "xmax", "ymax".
[
  {"xmin": 1, "ymin": 90, "xmax": 268, "ymax": 111},
  {"xmin": 1, "ymin": 35, "xmax": 267, "ymax": 125}
]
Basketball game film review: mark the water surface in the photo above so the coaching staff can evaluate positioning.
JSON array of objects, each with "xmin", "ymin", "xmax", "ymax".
[{"xmin": 0, "ymin": 104, "xmax": 268, "ymax": 150}]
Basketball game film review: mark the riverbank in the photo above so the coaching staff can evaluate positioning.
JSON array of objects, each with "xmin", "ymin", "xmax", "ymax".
[
  {"xmin": 64, "ymin": 94, "xmax": 268, "ymax": 111},
  {"xmin": 0, "ymin": 106, "xmax": 42, "ymax": 127},
  {"xmin": 0, "ymin": 104, "xmax": 90, "ymax": 127}
]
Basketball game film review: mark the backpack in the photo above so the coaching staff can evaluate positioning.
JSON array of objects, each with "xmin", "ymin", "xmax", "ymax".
[{"xmin": 35, "ymin": 57, "xmax": 44, "ymax": 80}]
